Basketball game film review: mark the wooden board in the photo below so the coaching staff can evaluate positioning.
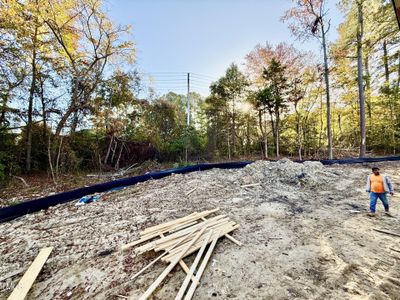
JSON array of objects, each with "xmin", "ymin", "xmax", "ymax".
[
  {"xmin": 135, "ymin": 216, "xmax": 227, "ymax": 255},
  {"xmin": 122, "ymin": 210, "xmax": 221, "ymax": 252},
  {"xmin": 175, "ymin": 231, "xmax": 212, "ymax": 300},
  {"xmin": 140, "ymin": 208, "xmax": 219, "ymax": 236},
  {"xmin": 137, "ymin": 228, "xmax": 207, "ymax": 300},
  {"xmin": 7, "ymin": 247, "xmax": 53, "ymax": 300},
  {"xmin": 184, "ymin": 233, "xmax": 220, "ymax": 300},
  {"xmin": 153, "ymin": 218, "xmax": 230, "ymax": 252},
  {"xmin": 162, "ymin": 223, "xmax": 236, "ymax": 261},
  {"xmin": 163, "ymin": 224, "xmax": 239, "ymax": 262},
  {"xmin": 131, "ymin": 232, "xmax": 191, "ymax": 281},
  {"xmin": 201, "ymin": 217, "xmax": 242, "ymax": 246}
]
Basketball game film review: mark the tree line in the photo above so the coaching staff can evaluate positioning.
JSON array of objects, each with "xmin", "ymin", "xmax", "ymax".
[{"xmin": 0, "ymin": 0, "xmax": 399, "ymax": 183}]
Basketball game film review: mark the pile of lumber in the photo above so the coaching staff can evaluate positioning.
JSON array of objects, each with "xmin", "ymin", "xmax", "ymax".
[{"xmin": 121, "ymin": 208, "xmax": 241, "ymax": 300}]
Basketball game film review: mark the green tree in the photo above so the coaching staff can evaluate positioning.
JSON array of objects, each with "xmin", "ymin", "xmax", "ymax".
[
  {"xmin": 210, "ymin": 64, "xmax": 248, "ymax": 159},
  {"xmin": 262, "ymin": 59, "xmax": 289, "ymax": 157},
  {"xmin": 283, "ymin": 0, "xmax": 334, "ymax": 159}
]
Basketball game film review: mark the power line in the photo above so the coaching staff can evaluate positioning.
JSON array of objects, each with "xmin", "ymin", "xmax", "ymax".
[{"xmin": 191, "ymin": 73, "xmax": 218, "ymax": 80}]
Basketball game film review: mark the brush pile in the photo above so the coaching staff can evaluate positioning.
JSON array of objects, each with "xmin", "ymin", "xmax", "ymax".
[{"xmin": 121, "ymin": 208, "xmax": 241, "ymax": 300}]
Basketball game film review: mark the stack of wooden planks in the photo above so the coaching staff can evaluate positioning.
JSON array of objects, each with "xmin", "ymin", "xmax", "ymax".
[{"xmin": 121, "ymin": 208, "xmax": 241, "ymax": 300}]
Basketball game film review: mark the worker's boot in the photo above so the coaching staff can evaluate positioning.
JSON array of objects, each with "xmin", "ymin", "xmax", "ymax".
[
  {"xmin": 367, "ymin": 212, "xmax": 376, "ymax": 217},
  {"xmin": 384, "ymin": 210, "xmax": 393, "ymax": 217}
]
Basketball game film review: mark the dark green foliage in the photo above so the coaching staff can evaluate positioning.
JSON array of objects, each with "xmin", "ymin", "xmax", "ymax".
[
  {"xmin": 68, "ymin": 130, "xmax": 100, "ymax": 172},
  {"xmin": 19, "ymin": 124, "xmax": 49, "ymax": 172},
  {"xmin": 0, "ymin": 127, "xmax": 20, "ymax": 182}
]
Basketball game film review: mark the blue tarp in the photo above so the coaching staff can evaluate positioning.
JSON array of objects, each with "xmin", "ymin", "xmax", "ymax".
[{"xmin": 1, "ymin": 156, "xmax": 400, "ymax": 223}]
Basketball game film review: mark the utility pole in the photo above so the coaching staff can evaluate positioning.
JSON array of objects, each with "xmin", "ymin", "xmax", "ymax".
[
  {"xmin": 185, "ymin": 72, "xmax": 190, "ymax": 163},
  {"xmin": 187, "ymin": 72, "xmax": 190, "ymax": 125}
]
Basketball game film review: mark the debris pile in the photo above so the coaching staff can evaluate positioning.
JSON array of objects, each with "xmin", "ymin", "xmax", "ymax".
[
  {"xmin": 241, "ymin": 159, "xmax": 340, "ymax": 187},
  {"xmin": 121, "ymin": 208, "xmax": 241, "ymax": 300}
]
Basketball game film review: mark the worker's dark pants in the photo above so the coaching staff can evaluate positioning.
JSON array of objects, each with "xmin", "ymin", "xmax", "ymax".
[{"xmin": 370, "ymin": 192, "xmax": 389, "ymax": 213}]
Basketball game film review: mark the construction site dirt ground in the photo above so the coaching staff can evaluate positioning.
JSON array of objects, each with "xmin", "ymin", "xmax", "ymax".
[{"xmin": 1, "ymin": 160, "xmax": 400, "ymax": 300}]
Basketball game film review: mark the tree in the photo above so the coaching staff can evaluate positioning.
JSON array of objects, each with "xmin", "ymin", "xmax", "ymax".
[
  {"xmin": 210, "ymin": 64, "xmax": 248, "ymax": 158},
  {"xmin": 262, "ymin": 59, "xmax": 289, "ymax": 157},
  {"xmin": 283, "ymin": 0, "xmax": 334, "ymax": 159},
  {"xmin": 42, "ymin": 0, "xmax": 135, "ymax": 137},
  {"xmin": 356, "ymin": 0, "xmax": 366, "ymax": 157}
]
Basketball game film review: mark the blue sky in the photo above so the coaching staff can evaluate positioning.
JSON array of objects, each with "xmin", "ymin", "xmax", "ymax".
[{"xmin": 106, "ymin": 0, "xmax": 343, "ymax": 96}]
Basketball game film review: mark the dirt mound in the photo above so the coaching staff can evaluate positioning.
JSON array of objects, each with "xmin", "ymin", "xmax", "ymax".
[{"xmin": 241, "ymin": 159, "xmax": 341, "ymax": 187}]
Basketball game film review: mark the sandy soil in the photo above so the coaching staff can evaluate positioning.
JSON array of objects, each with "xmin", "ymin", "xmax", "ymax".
[{"xmin": 1, "ymin": 159, "xmax": 400, "ymax": 300}]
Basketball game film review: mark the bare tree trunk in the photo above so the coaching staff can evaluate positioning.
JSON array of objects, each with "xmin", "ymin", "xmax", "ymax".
[
  {"xmin": 70, "ymin": 110, "xmax": 79, "ymax": 133},
  {"xmin": 321, "ymin": 24, "xmax": 333, "ymax": 159},
  {"xmin": 26, "ymin": 26, "xmax": 38, "ymax": 172},
  {"xmin": 227, "ymin": 129, "xmax": 231, "ymax": 160},
  {"xmin": 115, "ymin": 142, "xmax": 124, "ymax": 170},
  {"xmin": 245, "ymin": 115, "xmax": 250, "ymax": 155},
  {"xmin": 357, "ymin": 0, "xmax": 366, "ymax": 157},
  {"xmin": 275, "ymin": 110, "xmax": 280, "ymax": 157},
  {"xmin": 383, "ymin": 40, "xmax": 390, "ymax": 84},
  {"xmin": 258, "ymin": 109, "xmax": 268, "ymax": 159},
  {"xmin": 104, "ymin": 135, "xmax": 114, "ymax": 165},
  {"xmin": 39, "ymin": 80, "xmax": 47, "ymax": 139},
  {"xmin": 269, "ymin": 111, "xmax": 276, "ymax": 153},
  {"xmin": 397, "ymin": 52, "xmax": 400, "ymax": 90},
  {"xmin": 318, "ymin": 93, "xmax": 323, "ymax": 154},
  {"xmin": 55, "ymin": 103, "xmax": 75, "ymax": 137},
  {"xmin": 295, "ymin": 102, "xmax": 302, "ymax": 161},
  {"xmin": 48, "ymin": 134, "xmax": 56, "ymax": 184},
  {"xmin": 55, "ymin": 78, "xmax": 78, "ymax": 137},
  {"xmin": 207, "ymin": 125, "xmax": 217, "ymax": 159},
  {"xmin": 231, "ymin": 98, "xmax": 236, "ymax": 157},
  {"xmin": 364, "ymin": 51, "xmax": 372, "ymax": 122},
  {"xmin": 264, "ymin": 111, "xmax": 268, "ymax": 158},
  {"xmin": 56, "ymin": 136, "xmax": 63, "ymax": 178},
  {"xmin": 110, "ymin": 138, "xmax": 118, "ymax": 164},
  {"xmin": 383, "ymin": 40, "xmax": 396, "ymax": 153}
]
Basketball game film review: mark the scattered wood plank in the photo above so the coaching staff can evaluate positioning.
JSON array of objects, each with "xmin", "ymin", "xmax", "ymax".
[
  {"xmin": 163, "ymin": 224, "xmax": 239, "ymax": 263},
  {"xmin": 121, "ymin": 209, "xmax": 221, "ymax": 251},
  {"xmin": 131, "ymin": 232, "xmax": 192, "ymax": 281},
  {"xmin": 125, "ymin": 209, "xmax": 240, "ymax": 300},
  {"xmin": 136, "ymin": 216, "xmax": 227, "ymax": 254},
  {"xmin": 178, "ymin": 261, "xmax": 199, "ymax": 283},
  {"xmin": 201, "ymin": 216, "xmax": 242, "ymax": 246},
  {"xmin": 373, "ymin": 228, "xmax": 400, "ymax": 238},
  {"xmin": 224, "ymin": 234, "xmax": 243, "ymax": 246},
  {"xmin": 175, "ymin": 231, "xmax": 213, "ymax": 300},
  {"xmin": 185, "ymin": 187, "xmax": 197, "ymax": 196},
  {"xmin": 152, "ymin": 218, "xmax": 230, "ymax": 252},
  {"xmin": 137, "ymin": 228, "xmax": 207, "ymax": 300},
  {"xmin": 140, "ymin": 208, "xmax": 219, "ymax": 236},
  {"xmin": 7, "ymin": 247, "xmax": 53, "ymax": 300},
  {"xmin": 241, "ymin": 183, "xmax": 261, "ymax": 188},
  {"xmin": 184, "ymin": 232, "xmax": 220, "ymax": 300},
  {"xmin": 169, "ymin": 221, "xmax": 198, "ymax": 233}
]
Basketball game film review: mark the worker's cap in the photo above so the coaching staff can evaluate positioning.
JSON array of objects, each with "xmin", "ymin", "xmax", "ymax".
[{"xmin": 372, "ymin": 166, "xmax": 380, "ymax": 171}]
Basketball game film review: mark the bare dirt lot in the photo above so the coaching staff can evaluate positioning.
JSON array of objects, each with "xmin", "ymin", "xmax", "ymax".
[{"xmin": 1, "ymin": 160, "xmax": 400, "ymax": 300}]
